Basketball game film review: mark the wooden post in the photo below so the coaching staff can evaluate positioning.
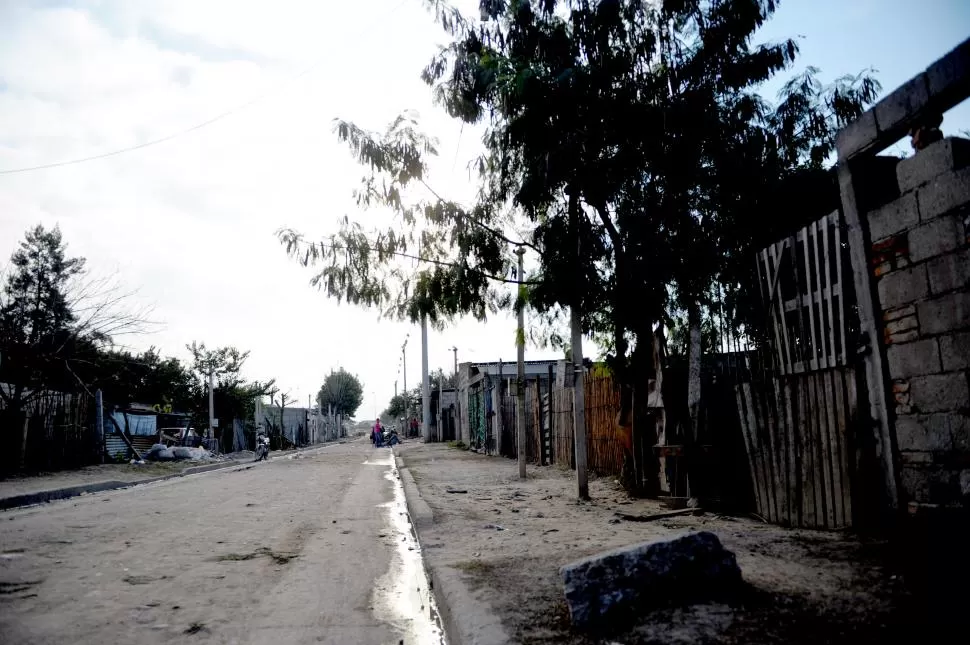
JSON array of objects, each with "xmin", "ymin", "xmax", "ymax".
[
  {"xmin": 837, "ymin": 160, "xmax": 899, "ymax": 518},
  {"xmin": 496, "ymin": 359, "xmax": 504, "ymax": 455},
  {"xmin": 547, "ymin": 364, "xmax": 555, "ymax": 465},
  {"xmin": 95, "ymin": 389, "xmax": 105, "ymax": 463},
  {"xmin": 515, "ymin": 247, "xmax": 527, "ymax": 479},
  {"xmin": 536, "ymin": 375, "xmax": 545, "ymax": 465}
]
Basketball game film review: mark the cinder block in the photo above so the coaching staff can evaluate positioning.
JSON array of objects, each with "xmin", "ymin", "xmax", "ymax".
[
  {"xmin": 888, "ymin": 329, "xmax": 920, "ymax": 344},
  {"xmin": 878, "ymin": 264, "xmax": 929, "ymax": 309},
  {"xmin": 927, "ymin": 247, "xmax": 970, "ymax": 295},
  {"xmin": 887, "ymin": 338, "xmax": 941, "ymax": 377},
  {"xmin": 941, "ymin": 331, "xmax": 970, "ymax": 371},
  {"xmin": 917, "ymin": 166, "xmax": 970, "ymax": 221},
  {"xmin": 919, "ymin": 291, "xmax": 970, "ymax": 335},
  {"xmin": 908, "ymin": 214, "xmax": 966, "ymax": 263},
  {"xmin": 885, "ymin": 304, "xmax": 917, "ymax": 322},
  {"xmin": 836, "ymin": 110, "xmax": 878, "ymax": 161},
  {"xmin": 926, "ymin": 38, "xmax": 970, "ymax": 103},
  {"xmin": 901, "ymin": 451, "xmax": 934, "ymax": 464},
  {"xmin": 897, "ymin": 137, "xmax": 970, "ymax": 192},
  {"xmin": 898, "ymin": 465, "xmax": 957, "ymax": 504},
  {"xmin": 952, "ymin": 413, "xmax": 970, "ymax": 451},
  {"xmin": 885, "ymin": 313, "xmax": 919, "ymax": 335},
  {"xmin": 895, "ymin": 413, "xmax": 952, "ymax": 451},
  {"xmin": 909, "ymin": 372, "xmax": 969, "ymax": 413},
  {"xmin": 868, "ymin": 193, "xmax": 918, "ymax": 241},
  {"xmin": 874, "ymin": 74, "xmax": 930, "ymax": 136},
  {"xmin": 961, "ymin": 469, "xmax": 970, "ymax": 498}
]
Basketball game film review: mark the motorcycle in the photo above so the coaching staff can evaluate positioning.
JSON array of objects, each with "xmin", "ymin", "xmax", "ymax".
[
  {"xmin": 382, "ymin": 428, "xmax": 400, "ymax": 447},
  {"xmin": 255, "ymin": 433, "xmax": 270, "ymax": 461}
]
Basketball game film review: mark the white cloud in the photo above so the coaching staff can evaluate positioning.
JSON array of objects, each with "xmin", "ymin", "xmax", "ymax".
[{"xmin": 0, "ymin": 0, "xmax": 563, "ymax": 418}]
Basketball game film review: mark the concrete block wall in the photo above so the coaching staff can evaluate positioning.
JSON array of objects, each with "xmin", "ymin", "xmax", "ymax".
[{"xmin": 867, "ymin": 137, "xmax": 970, "ymax": 505}]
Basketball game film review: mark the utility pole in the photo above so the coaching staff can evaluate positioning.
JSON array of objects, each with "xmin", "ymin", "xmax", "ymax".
[
  {"xmin": 515, "ymin": 247, "xmax": 527, "ymax": 479},
  {"xmin": 568, "ymin": 188, "xmax": 589, "ymax": 500},
  {"xmin": 421, "ymin": 315, "xmax": 431, "ymax": 442},
  {"xmin": 402, "ymin": 337, "xmax": 408, "ymax": 421},
  {"xmin": 450, "ymin": 346, "xmax": 460, "ymax": 444},
  {"xmin": 208, "ymin": 371, "xmax": 216, "ymax": 442},
  {"xmin": 394, "ymin": 380, "xmax": 397, "ymax": 398}
]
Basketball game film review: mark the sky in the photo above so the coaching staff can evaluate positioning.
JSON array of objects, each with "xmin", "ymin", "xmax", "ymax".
[{"xmin": 1, "ymin": 0, "xmax": 968, "ymax": 421}]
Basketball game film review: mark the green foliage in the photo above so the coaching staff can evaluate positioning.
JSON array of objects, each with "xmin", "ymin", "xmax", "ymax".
[
  {"xmin": 381, "ymin": 393, "xmax": 408, "ymax": 421},
  {"xmin": 278, "ymin": 113, "xmax": 527, "ymax": 327},
  {"xmin": 317, "ymin": 368, "xmax": 364, "ymax": 418},
  {"xmin": 0, "ymin": 224, "xmax": 93, "ymax": 409}
]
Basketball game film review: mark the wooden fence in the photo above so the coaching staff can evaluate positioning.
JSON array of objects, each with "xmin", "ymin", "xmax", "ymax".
[
  {"xmin": 1, "ymin": 389, "xmax": 95, "ymax": 474},
  {"xmin": 740, "ymin": 208, "xmax": 864, "ymax": 529},
  {"xmin": 515, "ymin": 374, "xmax": 625, "ymax": 477},
  {"xmin": 736, "ymin": 368, "xmax": 857, "ymax": 529}
]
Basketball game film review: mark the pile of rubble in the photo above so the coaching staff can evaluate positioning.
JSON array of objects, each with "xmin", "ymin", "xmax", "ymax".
[{"xmin": 142, "ymin": 443, "xmax": 216, "ymax": 462}]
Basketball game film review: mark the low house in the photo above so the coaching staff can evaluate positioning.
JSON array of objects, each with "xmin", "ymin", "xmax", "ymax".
[{"xmin": 455, "ymin": 359, "xmax": 569, "ymax": 449}]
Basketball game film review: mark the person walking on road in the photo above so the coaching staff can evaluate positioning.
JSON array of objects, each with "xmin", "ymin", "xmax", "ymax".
[{"xmin": 372, "ymin": 418, "xmax": 384, "ymax": 447}]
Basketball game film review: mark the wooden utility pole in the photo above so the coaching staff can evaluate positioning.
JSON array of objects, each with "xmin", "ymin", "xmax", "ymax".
[{"xmin": 515, "ymin": 247, "xmax": 527, "ymax": 479}]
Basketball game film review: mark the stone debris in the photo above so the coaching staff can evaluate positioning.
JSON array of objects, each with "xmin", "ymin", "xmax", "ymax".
[{"xmin": 560, "ymin": 531, "xmax": 742, "ymax": 631}]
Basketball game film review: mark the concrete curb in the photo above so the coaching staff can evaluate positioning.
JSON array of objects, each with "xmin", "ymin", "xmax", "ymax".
[
  {"xmin": 0, "ymin": 441, "xmax": 342, "ymax": 511},
  {"xmin": 393, "ymin": 447, "xmax": 512, "ymax": 645},
  {"xmin": 398, "ymin": 467, "xmax": 434, "ymax": 529}
]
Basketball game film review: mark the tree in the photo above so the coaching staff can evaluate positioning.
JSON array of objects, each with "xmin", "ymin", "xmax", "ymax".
[
  {"xmin": 185, "ymin": 341, "xmax": 275, "ymax": 431},
  {"xmin": 382, "ymin": 394, "xmax": 408, "ymax": 421},
  {"xmin": 317, "ymin": 368, "xmax": 364, "ymax": 418},
  {"xmin": 280, "ymin": 1, "xmax": 879, "ymax": 491}
]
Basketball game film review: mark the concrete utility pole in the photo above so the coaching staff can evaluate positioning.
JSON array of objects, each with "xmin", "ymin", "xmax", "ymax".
[
  {"xmin": 515, "ymin": 247, "xmax": 527, "ymax": 479},
  {"xmin": 450, "ymin": 346, "xmax": 460, "ymax": 443},
  {"xmin": 402, "ymin": 338, "xmax": 408, "ymax": 419},
  {"xmin": 568, "ymin": 185, "xmax": 589, "ymax": 499},
  {"xmin": 421, "ymin": 315, "xmax": 431, "ymax": 442},
  {"xmin": 571, "ymin": 310, "xmax": 589, "ymax": 499},
  {"xmin": 208, "ymin": 371, "xmax": 216, "ymax": 440}
]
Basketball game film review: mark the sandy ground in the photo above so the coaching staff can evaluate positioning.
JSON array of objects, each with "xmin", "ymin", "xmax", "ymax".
[
  {"xmin": 397, "ymin": 442, "xmax": 919, "ymax": 644},
  {"xmin": 0, "ymin": 440, "xmax": 442, "ymax": 645}
]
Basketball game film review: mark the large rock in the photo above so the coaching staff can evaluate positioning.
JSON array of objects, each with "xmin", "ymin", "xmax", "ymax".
[{"xmin": 559, "ymin": 531, "xmax": 742, "ymax": 631}]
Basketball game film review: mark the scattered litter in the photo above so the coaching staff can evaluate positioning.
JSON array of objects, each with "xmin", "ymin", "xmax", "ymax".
[
  {"xmin": 446, "ymin": 488, "xmax": 468, "ymax": 494},
  {"xmin": 484, "ymin": 524, "xmax": 506, "ymax": 531}
]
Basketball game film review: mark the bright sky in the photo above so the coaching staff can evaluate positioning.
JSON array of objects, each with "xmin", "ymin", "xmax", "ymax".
[{"xmin": 1, "ymin": 0, "xmax": 968, "ymax": 420}]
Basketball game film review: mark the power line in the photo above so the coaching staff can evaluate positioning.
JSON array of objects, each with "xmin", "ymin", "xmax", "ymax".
[{"xmin": 0, "ymin": 0, "xmax": 410, "ymax": 176}]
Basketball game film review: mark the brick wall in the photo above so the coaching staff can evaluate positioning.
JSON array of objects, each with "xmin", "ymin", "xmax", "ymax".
[{"xmin": 866, "ymin": 137, "xmax": 970, "ymax": 505}]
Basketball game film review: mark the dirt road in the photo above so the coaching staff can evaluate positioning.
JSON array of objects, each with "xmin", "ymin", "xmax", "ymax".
[{"xmin": 0, "ymin": 440, "xmax": 443, "ymax": 645}]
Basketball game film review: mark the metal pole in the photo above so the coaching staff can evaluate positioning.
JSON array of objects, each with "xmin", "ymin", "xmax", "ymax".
[
  {"xmin": 515, "ymin": 247, "xmax": 527, "ymax": 479},
  {"xmin": 421, "ymin": 315, "xmax": 431, "ymax": 442}
]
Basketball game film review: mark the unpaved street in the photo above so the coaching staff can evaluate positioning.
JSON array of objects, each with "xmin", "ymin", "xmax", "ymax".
[{"xmin": 0, "ymin": 441, "xmax": 442, "ymax": 645}]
